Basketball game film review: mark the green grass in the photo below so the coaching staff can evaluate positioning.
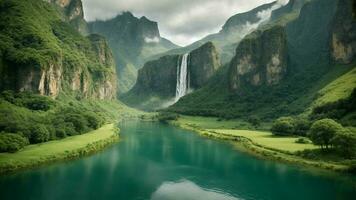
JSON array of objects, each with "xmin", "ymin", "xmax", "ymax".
[
  {"xmin": 171, "ymin": 116, "xmax": 350, "ymax": 172},
  {"xmin": 313, "ymin": 67, "xmax": 356, "ymax": 107},
  {"xmin": 212, "ymin": 129, "xmax": 316, "ymax": 153},
  {"xmin": 176, "ymin": 115, "xmax": 271, "ymax": 130},
  {"xmin": 0, "ymin": 124, "xmax": 118, "ymax": 173},
  {"xmin": 176, "ymin": 115, "xmax": 315, "ymax": 153}
]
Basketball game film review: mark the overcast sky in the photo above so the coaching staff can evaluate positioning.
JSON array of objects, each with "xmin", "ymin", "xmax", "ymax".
[{"xmin": 82, "ymin": 0, "xmax": 279, "ymax": 46}]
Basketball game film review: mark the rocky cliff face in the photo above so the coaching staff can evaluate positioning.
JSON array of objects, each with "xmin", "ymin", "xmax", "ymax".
[
  {"xmin": 133, "ymin": 55, "xmax": 180, "ymax": 98},
  {"xmin": 0, "ymin": 0, "xmax": 116, "ymax": 100},
  {"xmin": 229, "ymin": 26, "xmax": 287, "ymax": 90},
  {"xmin": 88, "ymin": 12, "xmax": 179, "ymax": 93},
  {"xmin": 189, "ymin": 42, "xmax": 221, "ymax": 89},
  {"xmin": 330, "ymin": 0, "xmax": 356, "ymax": 64},
  {"xmin": 47, "ymin": 0, "xmax": 88, "ymax": 34},
  {"xmin": 122, "ymin": 42, "xmax": 221, "ymax": 109}
]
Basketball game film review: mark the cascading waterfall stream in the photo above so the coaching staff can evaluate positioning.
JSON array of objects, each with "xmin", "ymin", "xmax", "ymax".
[{"xmin": 175, "ymin": 53, "xmax": 189, "ymax": 102}]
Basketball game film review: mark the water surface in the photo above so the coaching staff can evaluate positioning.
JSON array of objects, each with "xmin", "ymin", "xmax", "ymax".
[{"xmin": 0, "ymin": 121, "xmax": 355, "ymax": 200}]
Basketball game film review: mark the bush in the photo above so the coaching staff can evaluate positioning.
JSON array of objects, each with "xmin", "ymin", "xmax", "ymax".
[
  {"xmin": 308, "ymin": 119, "xmax": 343, "ymax": 150},
  {"xmin": 64, "ymin": 113, "xmax": 89, "ymax": 134},
  {"xmin": 157, "ymin": 112, "xmax": 179, "ymax": 122},
  {"xmin": 331, "ymin": 129, "xmax": 356, "ymax": 158},
  {"xmin": 29, "ymin": 124, "xmax": 50, "ymax": 144},
  {"xmin": 271, "ymin": 117, "xmax": 295, "ymax": 135},
  {"xmin": 84, "ymin": 112, "xmax": 104, "ymax": 129},
  {"xmin": 295, "ymin": 137, "xmax": 310, "ymax": 144},
  {"xmin": 0, "ymin": 133, "xmax": 29, "ymax": 153},
  {"xmin": 247, "ymin": 116, "xmax": 261, "ymax": 128},
  {"xmin": 293, "ymin": 118, "xmax": 310, "ymax": 136}
]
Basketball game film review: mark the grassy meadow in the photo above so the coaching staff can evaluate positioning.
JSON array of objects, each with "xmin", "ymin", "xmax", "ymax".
[{"xmin": 0, "ymin": 124, "xmax": 119, "ymax": 174}]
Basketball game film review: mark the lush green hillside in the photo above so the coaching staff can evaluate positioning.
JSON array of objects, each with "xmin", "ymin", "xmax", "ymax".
[
  {"xmin": 0, "ymin": 0, "xmax": 117, "ymax": 99},
  {"xmin": 88, "ymin": 12, "xmax": 179, "ymax": 93},
  {"xmin": 0, "ymin": 0, "xmax": 141, "ymax": 153},
  {"xmin": 167, "ymin": 0, "xmax": 356, "ymax": 122},
  {"xmin": 122, "ymin": 42, "xmax": 221, "ymax": 110}
]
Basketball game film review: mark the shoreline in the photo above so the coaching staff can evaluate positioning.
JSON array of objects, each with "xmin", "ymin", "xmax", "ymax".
[
  {"xmin": 0, "ymin": 124, "xmax": 119, "ymax": 175},
  {"xmin": 169, "ymin": 120, "xmax": 351, "ymax": 174}
]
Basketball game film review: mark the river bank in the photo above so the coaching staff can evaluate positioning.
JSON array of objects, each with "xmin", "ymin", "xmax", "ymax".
[
  {"xmin": 0, "ymin": 124, "xmax": 119, "ymax": 174},
  {"xmin": 169, "ymin": 116, "xmax": 352, "ymax": 173}
]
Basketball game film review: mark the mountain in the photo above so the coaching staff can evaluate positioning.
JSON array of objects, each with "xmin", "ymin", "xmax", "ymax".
[
  {"xmin": 167, "ymin": 0, "xmax": 356, "ymax": 123},
  {"xmin": 122, "ymin": 42, "xmax": 221, "ymax": 110},
  {"xmin": 88, "ymin": 13, "xmax": 179, "ymax": 93},
  {"xmin": 46, "ymin": 0, "xmax": 88, "ymax": 34},
  {"xmin": 149, "ymin": 1, "xmax": 297, "ymax": 66},
  {"xmin": 0, "ymin": 0, "xmax": 116, "ymax": 99}
]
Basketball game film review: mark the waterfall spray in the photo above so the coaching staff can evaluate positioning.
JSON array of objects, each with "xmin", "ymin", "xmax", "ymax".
[{"xmin": 175, "ymin": 53, "xmax": 189, "ymax": 102}]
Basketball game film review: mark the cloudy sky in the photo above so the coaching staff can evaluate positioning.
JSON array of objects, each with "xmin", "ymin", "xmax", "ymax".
[{"xmin": 82, "ymin": 0, "xmax": 278, "ymax": 46}]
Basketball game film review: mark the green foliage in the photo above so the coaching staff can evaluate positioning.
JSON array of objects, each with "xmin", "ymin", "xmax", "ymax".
[
  {"xmin": 29, "ymin": 124, "xmax": 50, "ymax": 144},
  {"xmin": 157, "ymin": 112, "xmax": 179, "ymax": 122},
  {"xmin": 271, "ymin": 116, "xmax": 311, "ymax": 136},
  {"xmin": 0, "ymin": 91, "xmax": 137, "ymax": 151},
  {"xmin": 0, "ymin": 91, "xmax": 54, "ymax": 111},
  {"xmin": 308, "ymin": 119, "xmax": 344, "ymax": 149},
  {"xmin": 311, "ymin": 88, "xmax": 356, "ymax": 126},
  {"xmin": 271, "ymin": 117, "xmax": 295, "ymax": 135},
  {"xmin": 331, "ymin": 129, "xmax": 356, "ymax": 158},
  {"xmin": 0, "ymin": 133, "xmax": 29, "ymax": 153},
  {"xmin": 247, "ymin": 116, "xmax": 261, "ymax": 128},
  {"xmin": 295, "ymin": 137, "xmax": 310, "ymax": 144}
]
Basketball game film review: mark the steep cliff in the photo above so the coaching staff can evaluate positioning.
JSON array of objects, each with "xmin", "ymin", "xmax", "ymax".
[
  {"xmin": 330, "ymin": 0, "xmax": 356, "ymax": 64},
  {"xmin": 122, "ymin": 42, "xmax": 221, "ymax": 110},
  {"xmin": 150, "ymin": 1, "xmax": 289, "ymax": 65},
  {"xmin": 229, "ymin": 26, "xmax": 287, "ymax": 91},
  {"xmin": 88, "ymin": 12, "xmax": 179, "ymax": 93},
  {"xmin": 0, "ymin": 0, "xmax": 116, "ymax": 99},
  {"xmin": 169, "ymin": 0, "xmax": 356, "ymax": 120},
  {"xmin": 46, "ymin": 0, "xmax": 88, "ymax": 34},
  {"xmin": 189, "ymin": 42, "xmax": 221, "ymax": 89}
]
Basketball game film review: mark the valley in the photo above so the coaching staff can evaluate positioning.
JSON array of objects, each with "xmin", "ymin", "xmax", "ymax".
[{"xmin": 0, "ymin": 0, "xmax": 355, "ymax": 199}]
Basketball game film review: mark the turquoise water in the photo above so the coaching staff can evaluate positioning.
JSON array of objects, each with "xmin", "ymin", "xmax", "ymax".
[{"xmin": 0, "ymin": 121, "xmax": 355, "ymax": 200}]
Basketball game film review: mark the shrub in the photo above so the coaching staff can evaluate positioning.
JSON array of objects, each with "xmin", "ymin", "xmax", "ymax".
[
  {"xmin": 29, "ymin": 124, "xmax": 50, "ymax": 144},
  {"xmin": 64, "ymin": 113, "xmax": 89, "ymax": 134},
  {"xmin": 271, "ymin": 117, "xmax": 295, "ymax": 135},
  {"xmin": 0, "ymin": 133, "xmax": 29, "ymax": 153},
  {"xmin": 293, "ymin": 118, "xmax": 311, "ymax": 136},
  {"xmin": 331, "ymin": 129, "xmax": 356, "ymax": 158},
  {"xmin": 84, "ymin": 112, "xmax": 104, "ymax": 129},
  {"xmin": 308, "ymin": 119, "xmax": 344, "ymax": 150},
  {"xmin": 247, "ymin": 115, "xmax": 261, "ymax": 128},
  {"xmin": 157, "ymin": 112, "xmax": 179, "ymax": 122},
  {"xmin": 295, "ymin": 137, "xmax": 310, "ymax": 144}
]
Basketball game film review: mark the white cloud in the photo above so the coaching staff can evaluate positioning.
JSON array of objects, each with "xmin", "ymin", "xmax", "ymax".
[
  {"xmin": 82, "ymin": 0, "xmax": 279, "ymax": 46},
  {"xmin": 144, "ymin": 36, "xmax": 160, "ymax": 43}
]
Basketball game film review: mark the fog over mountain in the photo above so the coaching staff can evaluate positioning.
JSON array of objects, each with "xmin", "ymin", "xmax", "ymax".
[{"xmin": 82, "ymin": 0, "xmax": 288, "ymax": 46}]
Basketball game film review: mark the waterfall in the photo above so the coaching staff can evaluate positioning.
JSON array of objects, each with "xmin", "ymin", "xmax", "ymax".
[{"xmin": 175, "ymin": 53, "xmax": 189, "ymax": 102}]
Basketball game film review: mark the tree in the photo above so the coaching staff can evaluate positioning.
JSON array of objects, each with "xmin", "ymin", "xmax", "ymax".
[
  {"xmin": 308, "ymin": 119, "xmax": 343, "ymax": 150},
  {"xmin": 331, "ymin": 129, "xmax": 356, "ymax": 158},
  {"xmin": 271, "ymin": 117, "xmax": 295, "ymax": 135}
]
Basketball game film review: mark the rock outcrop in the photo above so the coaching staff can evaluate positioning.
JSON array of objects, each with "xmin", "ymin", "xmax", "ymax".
[
  {"xmin": 122, "ymin": 42, "xmax": 221, "ymax": 109},
  {"xmin": 229, "ymin": 26, "xmax": 287, "ymax": 90},
  {"xmin": 88, "ymin": 12, "xmax": 179, "ymax": 93},
  {"xmin": 47, "ymin": 0, "xmax": 88, "ymax": 34},
  {"xmin": 0, "ymin": 0, "xmax": 116, "ymax": 100},
  {"xmin": 330, "ymin": 0, "xmax": 356, "ymax": 64},
  {"xmin": 189, "ymin": 42, "xmax": 221, "ymax": 89}
]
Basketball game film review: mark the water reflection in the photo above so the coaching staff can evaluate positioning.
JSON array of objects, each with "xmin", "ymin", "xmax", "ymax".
[
  {"xmin": 0, "ymin": 121, "xmax": 355, "ymax": 200},
  {"xmin": 151, "ymin": 180, "xmax": 241, "ymax": 200}
]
